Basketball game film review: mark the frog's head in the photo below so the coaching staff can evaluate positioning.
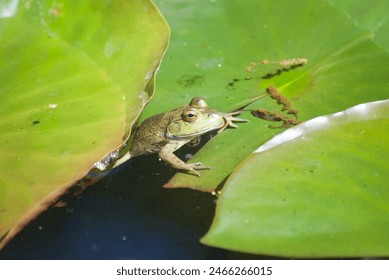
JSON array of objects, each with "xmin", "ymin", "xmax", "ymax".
[{"xmin": 165, "ymin": 97, "xmax": 226, "ymax": 140}]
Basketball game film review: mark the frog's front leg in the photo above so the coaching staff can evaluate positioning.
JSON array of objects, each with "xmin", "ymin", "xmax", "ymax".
[{"xmin": 158, "ymin": 142, "xmax": 210, "ymax": 176}]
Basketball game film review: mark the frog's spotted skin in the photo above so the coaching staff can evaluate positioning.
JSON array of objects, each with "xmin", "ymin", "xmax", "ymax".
[{"xmin": 114, "ymin": 97, "xmax": 247, "ymax": 176}]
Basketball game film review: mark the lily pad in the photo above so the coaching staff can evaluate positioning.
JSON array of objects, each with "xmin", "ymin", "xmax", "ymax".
[
  {"xmin": 202, "ymin": 100, "xmax": 389, "ymax": 257},
  {"xmin": 0, "ymin": 0, "xmax": 169, "ymax": 248},
  {"xmin": 146, "ymin": 0, "xmax": 389, "ymax": 191}
]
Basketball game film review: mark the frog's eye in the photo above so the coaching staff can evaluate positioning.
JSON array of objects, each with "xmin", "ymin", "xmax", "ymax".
[{"xmin": 183, "ymin": 109, "xmax": 199, "ymax": 123}]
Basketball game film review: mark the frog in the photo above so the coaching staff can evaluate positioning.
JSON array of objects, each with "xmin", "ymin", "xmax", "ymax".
[{"xmin": 113, "ymin": 97, "xmax": 247, "ymax": 176}]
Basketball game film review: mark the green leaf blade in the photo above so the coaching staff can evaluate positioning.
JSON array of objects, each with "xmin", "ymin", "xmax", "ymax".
[
  {"xmin": 147, "ymin": 0, "xmax": 389, "ymax": 191},
  {"xmin": 202, "ymin": 100, "xmax": 389, "ymax": 257},
  {"xmin": 0, "ymin": 0, "xmax": 169, "ymax": 247}
]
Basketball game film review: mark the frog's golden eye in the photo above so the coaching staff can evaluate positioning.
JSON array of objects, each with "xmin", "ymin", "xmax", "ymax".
[{"xmin": 183, "ymin": 109, "xmax": 199, "ymax": 123}]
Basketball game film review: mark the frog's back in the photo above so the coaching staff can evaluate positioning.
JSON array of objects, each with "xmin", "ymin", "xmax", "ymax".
[{"xmin": 129, "ymin": 112, "xmax": 173, "ymax": 157}]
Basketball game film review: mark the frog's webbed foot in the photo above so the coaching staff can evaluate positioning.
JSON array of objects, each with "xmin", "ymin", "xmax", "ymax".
[
  {"xmin": 186, "ymin": 162, "xmax": 211, "ymax": 177},
  {"xmin": 159, "ymin": 145, "xmax": 210, "ymax": 177},
  {"xmin": 218, "ymin": 111, "xmax": 249, "ymax": 133}
]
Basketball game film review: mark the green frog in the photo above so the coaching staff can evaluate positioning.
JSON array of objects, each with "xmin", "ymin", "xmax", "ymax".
[{"xmin": 113, "ymin": 97, "xmax": 247, "ymax": 176}]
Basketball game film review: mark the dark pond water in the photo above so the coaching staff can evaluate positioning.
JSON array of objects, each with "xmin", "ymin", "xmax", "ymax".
[{"xmin": 0, "ymin": 147, "xmax": 264, "ymax": 260}]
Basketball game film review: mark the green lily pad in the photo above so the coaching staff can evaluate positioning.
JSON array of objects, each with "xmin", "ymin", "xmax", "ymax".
[
  {"xmin": 146, "ymin": 0, "xmax": 389, "ymax": 191},
  {"xmin": 202, "ymin": 100, "xmax": 389, "ymax": 257},
  {"xmin": 0, "ymin": 0, "xmax": 169, "ymax": 248},
  {"xmin": 326, "ymin": 0, "xmax": 389, "ymax": 52}
]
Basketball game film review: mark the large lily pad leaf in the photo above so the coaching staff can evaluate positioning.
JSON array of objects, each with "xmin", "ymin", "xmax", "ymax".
[
  {"xmin": 326, "ymin": 0, "xmax": 389, "ymax": 52},
  {"xmin": 0, "ymin": 0, "xmax": 169, "ymax": 248},
  {"xmin": 146, "ymin": 0, "xmax": 389, "ymax": 191},
  {"xmin": 202, "ymin": 100, "xmax": 389, "ymax": 257}
]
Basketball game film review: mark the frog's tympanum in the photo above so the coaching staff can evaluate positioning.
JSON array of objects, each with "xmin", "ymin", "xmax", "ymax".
[{"xmin": 114, "ymin": 97, "xmax": 247, "ymax": 176}]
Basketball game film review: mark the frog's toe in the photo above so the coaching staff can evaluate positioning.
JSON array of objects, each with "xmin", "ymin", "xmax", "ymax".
[
  {"xmin": 189, "ymin": 169, "xmax": 201, "ymax": 177},
  {"xmin": 217, "ymin": 115, "xmax": 248, "ymax": 132},
  {"xmin": 188, "ymin": 162, "xmax": 211, "ymax": 170},
  {"xmin": 185, "ymin": 163, "xmax": 210, "ymax": 176},
  {"xmin": 228, "ymin": 117, "xmax": 249, "ymax": 128},
  {"xmin": 228, "ymin": 110, "xmax": 243, "ymax": 116},
  {"xmin": 232, "ymin": 116, "xmax": 249, "ymax": 122},
  {"xmin": 225, "ymin": 112, "xmax": 248, "ymax": 123},
  {"xmin": 227, "ymin": 115, "xmax": 249, "ymax": 123}
]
